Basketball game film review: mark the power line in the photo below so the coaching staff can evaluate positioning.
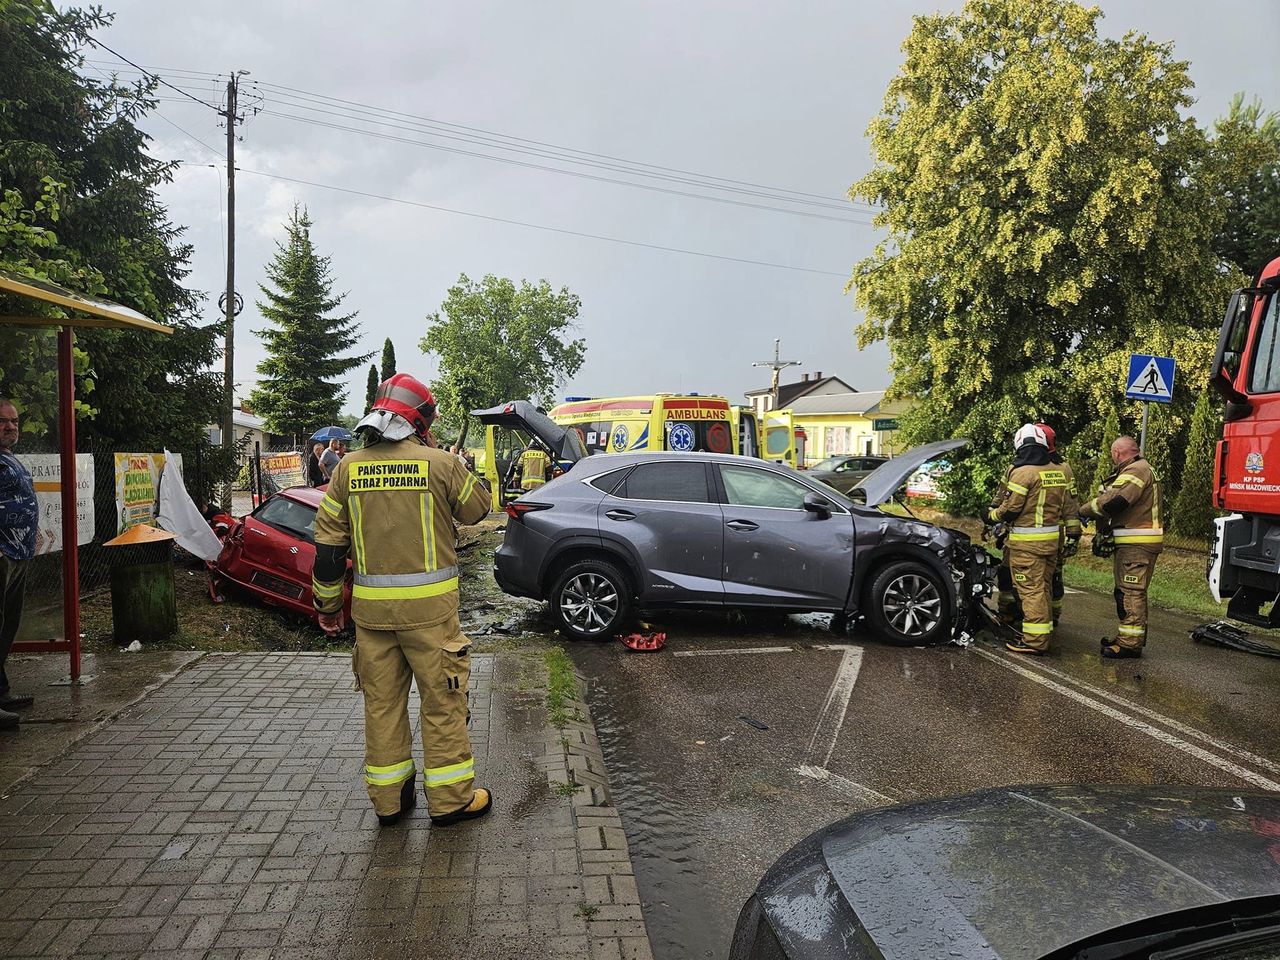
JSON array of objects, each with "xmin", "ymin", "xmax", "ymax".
[
  {"xmin": 88, "ymin": 57, "xmax": 872, "ymax": 212},
  {"xmin": 261, "ymin": 109, "xmax": 874, "ymax": 226},
  {"xmin": 253, "ymin": 78, "xmax": 874, "ymax": 210},
  {"xmin": 217, "ymin": 164, "xmax": 849, "ymax": 278},
  {"xmin": 256, "ymin": 88, "xmax": 860, "ymax": 214},
  {"xmin": 85, "ymin": 39, "xmax": 222, "ymax": 111}
]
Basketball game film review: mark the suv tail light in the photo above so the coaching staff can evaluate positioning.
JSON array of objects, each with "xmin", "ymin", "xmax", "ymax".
[{"xmin": 505, "ymin": 502, "xmax": 552, "ymax": 521}]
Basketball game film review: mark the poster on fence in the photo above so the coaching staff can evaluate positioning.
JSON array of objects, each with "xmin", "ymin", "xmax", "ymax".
[
  {"xmin": 261, "ymin": 451, "xmax": 305, "ymax": 490},
  {"xmin": 114, "ymin": 452, "xmax": 182, "ymax": 533},
  {"xmin": 14, "ymin": 454, "xmax": 95, "ymax": 555}
]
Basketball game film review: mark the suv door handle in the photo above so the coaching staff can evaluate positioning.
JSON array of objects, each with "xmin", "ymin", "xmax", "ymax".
[
  {"xmin": 725, "ymin": 519, "xmax": 759, "ymax": 531},
  {"xmin": 605, "ymin": 509, "xmax": 636, "ymax": 521}
]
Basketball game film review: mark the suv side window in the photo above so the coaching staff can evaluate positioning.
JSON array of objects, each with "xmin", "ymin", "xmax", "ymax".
[
  {"xmin": 720, "ymin": 465, "xmax": 810, "ymax": 510},
  {"xmin": 615, "ymin": 461, "xmax": 709, "ymax": 503}
]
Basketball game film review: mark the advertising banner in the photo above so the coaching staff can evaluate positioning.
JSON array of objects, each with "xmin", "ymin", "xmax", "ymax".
[
  {"xmin": 261, "ymin": 451, "xmax": 305, "ymax": 490},
  {"xmin": 14, "ymin": 454, "xmax": 95, "ymax": 555},
  {"xmin": 114, "ymin": 452, "xmax": 182, "ymax": 533}
]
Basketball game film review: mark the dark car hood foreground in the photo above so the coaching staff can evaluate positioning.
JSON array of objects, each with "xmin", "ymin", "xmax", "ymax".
[
  {"xmin": 747, "ymin": 785, "xmax": 1280, "ymax": 960},
  {"xmin": 851, "ymin": 438, "xmax": 968, "ymax": 506},
  {"xmin": 471, "ymin": 400, "xmax": 588, "ymax": 462}
]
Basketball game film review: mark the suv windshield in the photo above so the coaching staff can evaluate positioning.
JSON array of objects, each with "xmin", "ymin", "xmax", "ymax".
[{"xmin": 812, "ymin": 457, "xmax": 844, "ymax": 472}]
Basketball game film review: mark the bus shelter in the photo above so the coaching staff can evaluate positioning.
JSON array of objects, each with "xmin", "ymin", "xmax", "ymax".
[{"xmin": 0, "ymin": 269, "xmax": 171, "ymax": 681}]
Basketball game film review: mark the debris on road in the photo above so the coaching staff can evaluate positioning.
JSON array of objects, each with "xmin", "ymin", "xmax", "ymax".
[
  {"xmin": 620, "ymin": 632, "xmax": 667, "ymax": 652},
  {"xmin": 737, "ymin": 714, "xmax": 769, "ymax": 731}
]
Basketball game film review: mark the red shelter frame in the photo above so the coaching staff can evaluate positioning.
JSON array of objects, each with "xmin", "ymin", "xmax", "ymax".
[{"xmin": 0, "ymin": 270, "xmax": 171, "ymax": 681}]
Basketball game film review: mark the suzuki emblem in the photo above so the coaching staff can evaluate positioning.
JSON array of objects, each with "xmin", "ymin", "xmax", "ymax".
[{"xmin": 289, "ymin": 546, "xmax": 299, "ymax": 554}]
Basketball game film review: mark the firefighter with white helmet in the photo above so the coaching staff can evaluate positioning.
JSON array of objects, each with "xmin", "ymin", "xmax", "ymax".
[
  {"xmin": 1034, "ymin": 422, "xmax": 1082, "ymax": 626},
  {"xmin": 312, "ymin": 373, "xmax": 493, "ymax": 826},
  {"xmin": 988, "ymin": 424, "xmax": 1077, "ymax": 655}
]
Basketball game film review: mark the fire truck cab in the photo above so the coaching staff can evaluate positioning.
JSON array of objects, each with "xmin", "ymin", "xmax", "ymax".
[{"xmin": 1209, "ymin": 254, "xmax": 1280, "ymax": 624}]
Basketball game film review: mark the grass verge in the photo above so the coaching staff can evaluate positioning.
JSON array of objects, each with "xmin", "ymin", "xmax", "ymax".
[
  {"xmin": 1062, "ymin": 550, "xmax": 1225, "ymax": 622},
  {"xmin": 545, "ymin": 645, "xmax": 577, "ymax": 729}
]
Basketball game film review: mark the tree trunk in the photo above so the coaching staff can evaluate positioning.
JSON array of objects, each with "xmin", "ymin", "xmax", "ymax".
[{"xmin": 457, "ymin": 418, "xmax": 471, "ymax": 449}]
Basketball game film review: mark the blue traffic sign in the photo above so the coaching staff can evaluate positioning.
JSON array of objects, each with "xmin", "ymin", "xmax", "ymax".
[{"xmin": 1125, "ymin": 354, "xmax": 1175, "ymax": 403}]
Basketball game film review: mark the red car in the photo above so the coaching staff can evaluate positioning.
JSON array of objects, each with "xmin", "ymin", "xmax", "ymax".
[{"xmin": 209, "ymin": 486, "xmax": 352, "ymax": 625}]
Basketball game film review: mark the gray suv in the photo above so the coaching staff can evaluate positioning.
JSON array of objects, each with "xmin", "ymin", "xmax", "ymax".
[{"xmin": 493, "ymin": 443, "xmax": 995, "ymax": 644}]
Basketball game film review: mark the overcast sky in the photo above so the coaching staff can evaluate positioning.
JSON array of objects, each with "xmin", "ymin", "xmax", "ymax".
[{"xmin": 85, "ymin": 1, "xmax": 1278, "ymax": 415}]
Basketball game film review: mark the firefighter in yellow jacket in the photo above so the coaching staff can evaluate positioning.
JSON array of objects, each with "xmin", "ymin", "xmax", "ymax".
[
  {"xmin": 312, "ymin": 374, "xmax": 493, "ymax": 826},
  {"xmin": 988, "ymin": 424, "xmax": 1076, "ymax": 655},
  {"xmin": 518, "ymin": 444, "xmax": 550, "ymax": 491},
  {"xmin": 1035, "ymin": 423, "xmax": 1082, "ymax": 626},
  {"xmin": 1080, "ymin": 435, "xmax": 1163, "ymax": 659}
]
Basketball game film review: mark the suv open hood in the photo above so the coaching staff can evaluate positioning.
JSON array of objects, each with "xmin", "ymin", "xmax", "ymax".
[
  {"xmin": 472, "ymin": 400, "xmax": 588, "ymax": 463},
  {"xmin": 850, "ymin": 439, "xmax": 968, "ymax": 506}
]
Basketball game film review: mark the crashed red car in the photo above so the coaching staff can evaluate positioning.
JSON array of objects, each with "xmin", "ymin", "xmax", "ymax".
[{"xmin": 209, "ymin": 486, "xmax": 352, "ymax": 625}]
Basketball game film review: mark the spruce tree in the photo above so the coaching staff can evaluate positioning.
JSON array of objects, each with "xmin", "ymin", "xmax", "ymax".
[
  {"xmin": 380, "ymin": 338, "xmax": 397, "ymax": 382},
  {"xmin": 249, "ymin": 206, "xmax": 371, "ymax": 443},
  {"xmin": 1092, "ymin": 408, "xmax": 1122, "ymax": 498},
  {"xmin": 1170, "ymin": 390, "xmax": 1221, "ymax": 538},
  {"xmin": 365, "ymin": 364, "xmax": 379, "ymax": 413}
]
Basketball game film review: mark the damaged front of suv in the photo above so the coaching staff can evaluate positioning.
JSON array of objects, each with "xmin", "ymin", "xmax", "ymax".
[{"xmin": 846, "ymin": 440, "xmax": 999, "ymax": 645}]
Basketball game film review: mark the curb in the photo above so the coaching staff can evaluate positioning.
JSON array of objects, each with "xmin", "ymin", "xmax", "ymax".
[{"xmin": 540, "ymin": 666, "xmax": 655, "ymax": 960}]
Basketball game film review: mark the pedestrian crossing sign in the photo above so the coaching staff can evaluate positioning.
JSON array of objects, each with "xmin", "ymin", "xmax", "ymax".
[{"xmin": 1125, "ymin": 354, "xmax": 1175, "ymax": 403}]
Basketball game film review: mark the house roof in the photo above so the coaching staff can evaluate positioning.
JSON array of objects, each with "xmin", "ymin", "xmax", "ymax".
[
  {"xmin": 789, "ymin": 390, "xmax": 888, "ymax": 416},
  {"xmin": 744, "ymin": 375, "xmax": 857, "ymax": 407}
]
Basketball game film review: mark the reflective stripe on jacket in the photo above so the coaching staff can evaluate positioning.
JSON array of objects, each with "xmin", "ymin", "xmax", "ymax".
[
  {"xmin": 989, "ymin": 462, "xmax": 1076, "ymax": 551},
  {"xmin": 312, "ymin": 438, "xmax": 491, "ymax": 629},
  {"xmin": 1080, "ymin": 455, "xmax": 1163, "ymax": 549},
  {"xmin": 520, "ymin": 448, "xmax": 549, "ymax": 490}
]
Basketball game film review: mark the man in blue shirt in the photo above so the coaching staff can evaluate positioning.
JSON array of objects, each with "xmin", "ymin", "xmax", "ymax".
[{"xmin": 0, "ymin": 399, "xmax": 38, "ymax": 730}]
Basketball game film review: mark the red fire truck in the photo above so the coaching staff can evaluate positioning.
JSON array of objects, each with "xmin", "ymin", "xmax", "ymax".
[{"xmin": 1208, "ymin": 253, "xmax": 1280, "ymax": 625}]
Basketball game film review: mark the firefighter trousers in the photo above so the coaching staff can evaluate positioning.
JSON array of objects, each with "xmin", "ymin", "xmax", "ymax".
[
  {"xmin": 1112, "ymin": 545, "xmax": 1160, "ymax": 650},
  {"xmin": 1008, "ymin": 546, "xmax": 1056, "ymax": 651},
  {"xmin": 353, "ymin": 616, "xmax": 476, "ymax": 818}
]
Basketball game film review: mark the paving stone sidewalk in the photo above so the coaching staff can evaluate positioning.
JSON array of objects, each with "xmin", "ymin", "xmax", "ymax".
[{"xmin": 0, "ymin": 651, "xmax": 652, "ymax": 959}]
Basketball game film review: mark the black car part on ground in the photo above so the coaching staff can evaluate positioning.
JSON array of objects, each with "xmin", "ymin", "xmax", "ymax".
[{"xmin": 1192, "ymin": 620, "xmax": 1280, "ymax": 659}]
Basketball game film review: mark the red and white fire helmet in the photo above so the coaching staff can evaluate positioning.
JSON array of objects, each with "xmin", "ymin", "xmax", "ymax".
[{"xmin": 356, "ymin": 373, "xmax": 437, "ymax": 442}]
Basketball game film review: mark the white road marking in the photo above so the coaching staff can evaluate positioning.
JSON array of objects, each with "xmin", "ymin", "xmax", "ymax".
[
  {"xmin": 804, "ymin": 646, "xmax": 864, "ymax": 768},
  {"xmin": 796, "ymin": 764, "xmax": 895, "ymax": 805},
  {"xmin": 672, "ymin": 645, "xmax": 795, "ymax": 657},
  {"xmin": 999, "ymin": 653, "xmax": 1280, "ymax": 777},
  {"xmin": 973, "ymin": 647, "xmax": 1280, "ymax": 791}
]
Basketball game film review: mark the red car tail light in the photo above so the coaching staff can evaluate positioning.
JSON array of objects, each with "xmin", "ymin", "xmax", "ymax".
[{"xmin": 505, "ymin": 502, "xmax": 552, "ymax": 521}]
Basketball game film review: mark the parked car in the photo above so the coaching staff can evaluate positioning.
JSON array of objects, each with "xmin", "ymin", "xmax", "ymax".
[
  {"xmin": 730, "ymin": 784, "xmax": 1280, "ymax": 960},
  {"xmin": 492, "ymin": 440, "xmax": 995, "ymax": 643},
  {"xmin": 806, "ymin": 454, "xmax": 889, "ymax": 494},
  {"xmin": 208, "ymin": 486, "xmax": 351, "ymax": 625}
]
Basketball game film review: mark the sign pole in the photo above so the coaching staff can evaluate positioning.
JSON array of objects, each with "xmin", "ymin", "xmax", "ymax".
[{"xmin": 1139, "ymin": 402, "xmax": 1149, "ymax": 455}]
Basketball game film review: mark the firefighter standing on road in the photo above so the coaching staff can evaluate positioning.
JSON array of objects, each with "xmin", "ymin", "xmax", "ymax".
[
  {"xmin": 988, "ymin": 424, "xmax": 1076, "ymax": 655},
  {"xmin": 1080, "ymin": 435, "xmax": 1163, "ymax": 659},
  {"xmin": 312, "ymin": 374, "xmax": 493, "ymax": 826},
  {"xmin": 1035, "ymin": 423, "xmax": 1082, "ymax": 626}
]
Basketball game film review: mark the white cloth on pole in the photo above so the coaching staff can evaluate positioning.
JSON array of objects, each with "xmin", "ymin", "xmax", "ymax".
[{"xmin": 156, "ymin": 448, "xmax": 224, "ymax": 562}]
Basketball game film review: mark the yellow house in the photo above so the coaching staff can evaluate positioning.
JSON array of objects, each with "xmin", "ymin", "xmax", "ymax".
[{"xmin": 789, "ymin": 390, "xmax": 910, "ymax": 467}]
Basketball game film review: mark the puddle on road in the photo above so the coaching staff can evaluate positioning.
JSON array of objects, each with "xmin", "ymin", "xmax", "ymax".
[{"xmin": 572, "ymin": 610, "xmax": 840, "ymax": 960}]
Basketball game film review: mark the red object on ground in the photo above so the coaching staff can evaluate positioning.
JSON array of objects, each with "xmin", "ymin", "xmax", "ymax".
[
  {"xmin": 209, "ymin": 485, "xmax": 352, "ymax": 626},
  {"xmin": 619, "ymin": 632, "xmax": 667, "ymax": 652}
]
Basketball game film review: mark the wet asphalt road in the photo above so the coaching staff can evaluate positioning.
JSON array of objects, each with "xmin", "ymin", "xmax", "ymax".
[{"xmin": 566, "ymin": 589, "xmax": 1280, "ymax": 960}]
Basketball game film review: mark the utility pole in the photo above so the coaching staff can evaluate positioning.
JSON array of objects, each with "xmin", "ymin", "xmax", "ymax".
[
  {"xmin": 752, "ymin": 339, "xmax": 801, "ymax": 409},
  {"xmin": 220, "ymin": 71, "xmax": 241, "ymax": 508}
]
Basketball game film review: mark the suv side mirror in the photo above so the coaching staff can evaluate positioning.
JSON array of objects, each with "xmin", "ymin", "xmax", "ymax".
[{"xmin": 803, "ymin": 493, "xmax": 832, "ymax": 519}]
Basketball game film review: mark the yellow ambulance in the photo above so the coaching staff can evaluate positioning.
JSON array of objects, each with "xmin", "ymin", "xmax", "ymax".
[{"xmin": 549, "ymin": 394, "xmax": 746, "ymax": 455}]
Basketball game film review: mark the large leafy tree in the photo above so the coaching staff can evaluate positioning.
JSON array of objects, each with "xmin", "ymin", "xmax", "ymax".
[
  {"xmin": 420, "ymin": 274, "xmax": 586, "ymax": 446},
  {"xmin": 248, "ymin": 206, "xmax": 370, "ymax": 443},
  {"xmin": 849, "ymin": 0, "xmax": 1237, "ymax": 514},
  {"xmin": 1213, "ymin": 95, "xmax": 1280, "ymax": 280},
  {"xmin": 0, "ymin": 0, "xmax": 222, "ymax": 448}
]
